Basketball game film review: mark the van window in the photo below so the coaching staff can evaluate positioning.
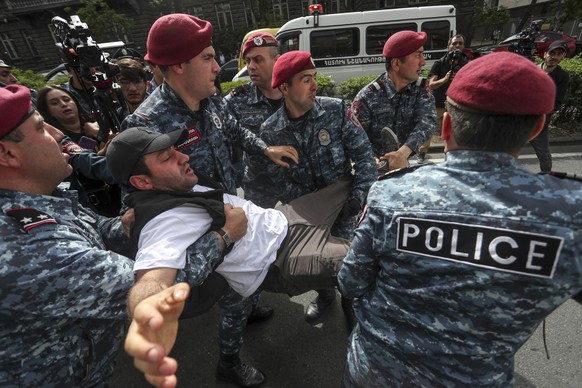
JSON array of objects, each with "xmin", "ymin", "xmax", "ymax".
[
  {"xmin": 310, "ymin": 28, "xmax": 359, "ymax": 58},
  {"xmin": 421, "ymin": 20, "xmax": 450, "ymax": 50},
  {"xmin": 279, "ymin": 33, "xmax": 300, "ymax": 54},
  {"xmin": 365, "ymin": 23, "xmax": 417, "ymax": 55}
]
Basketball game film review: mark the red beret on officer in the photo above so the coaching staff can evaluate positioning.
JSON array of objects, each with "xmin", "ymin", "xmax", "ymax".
[
  {"xmin": 242, "ymin": 32, "xmax": 278, "ymax": 58},
  {"xmin": 145, "ymin": 14, "xmax": 213, "ymax": 66},
  {"xmin": 271, "ymin": 51, "xmax": 316, "ymax": 89},
  {"xmin": 0, "ymin": 85, "xmax": 34, "ymax": 138},
  {"xmin": 383, "ymin": 30, "xmax": 427, "ymax": 58},
  {"xmin": 447, "ymin": 52, "xmax": 555, "ymax": 115}
]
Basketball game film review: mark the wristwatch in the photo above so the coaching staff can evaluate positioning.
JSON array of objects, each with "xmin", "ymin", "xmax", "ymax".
[{"xmin": 217, "ymin": 228, "xmax": 234, "ymax": 254}]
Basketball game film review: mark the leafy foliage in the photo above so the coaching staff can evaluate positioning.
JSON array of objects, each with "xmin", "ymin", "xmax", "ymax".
[
  {"xmin": 67, "ymin": 0, "xmax": 133, "ymax": 44},
  {"xmin": 338, "ymin": 76, "xmax": 376, "ymax": 101},
  {"xmin": 473, "ymin": 4, "xmax": 511, "ymax": 30},
  {"xmin": 11, "ymin": 68, "xmax": 48, "ymax": 91},
  {"xmin": 555, "ymin": 55, "xmax": 582, "ymax": 127},
  {"xmin": 220, "ymin": 80, "xmax": 249, "ymax": 96}
]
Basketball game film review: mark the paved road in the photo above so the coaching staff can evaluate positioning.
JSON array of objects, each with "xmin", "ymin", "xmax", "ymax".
[{"xmin": 112, "ymin": 141, "xmax": 582, "ymax": 387}]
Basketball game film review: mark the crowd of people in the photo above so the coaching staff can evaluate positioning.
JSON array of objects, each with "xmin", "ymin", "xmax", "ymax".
[{"xmin": 1, "ymin": 12, "xmax": 580, "ymax": 388}]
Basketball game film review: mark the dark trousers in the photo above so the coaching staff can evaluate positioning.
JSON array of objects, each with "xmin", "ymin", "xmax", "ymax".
[{"xmin": 529, "ymin": 113, "xmax": 553, "ymax": 172}]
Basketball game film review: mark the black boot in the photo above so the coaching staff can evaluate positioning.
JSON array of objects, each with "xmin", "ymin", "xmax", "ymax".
[
  {"xmin": 215, "ymin": 353, "xmax": 265, "ymax": 387},
  {"xmin": 247, "ymin": 305, "xmax": 274, "ymax": 325},
  {"xmin": 305, "ymin": 288, "xmax": 336, "ymax": 323}
]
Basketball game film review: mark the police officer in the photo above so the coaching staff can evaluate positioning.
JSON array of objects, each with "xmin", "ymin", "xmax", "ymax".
[
  {"xmin": 122, "ymin": 14, "xmax": 296, "ymax": 196},
  {"xmin": 223, "ymin": 32, "xmax": 290, "ymax": 204},
  {"xmin": 338, "ymin": 52, "xmax": 582, "ymax": 387},
  {"xmin": 350, "ymin": 30, "xmax": 436, "ymax": 171},
  {"xmin": 253, "ymin": 51, "xmax": 376, "ymax": 323},
  {"xmin": 0, "ymin": 84, "xmax": 134, "ymax": 386}
]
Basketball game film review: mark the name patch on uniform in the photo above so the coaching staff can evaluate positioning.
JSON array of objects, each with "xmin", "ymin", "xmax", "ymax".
[
  {"xmin": 396, "ymin": 217, "xmax": 563, "ymax": 278},
  {"xmin": 176, "ymin": 127, "xmax": 201, "ymax": 150},
  {"xmin": 5, "ymin": 208, "xmax": 57, "ymax": 232}
]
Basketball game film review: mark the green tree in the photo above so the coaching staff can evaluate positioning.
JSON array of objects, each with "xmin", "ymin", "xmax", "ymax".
[
  {"xmin": 66, "ymin": 0, "xmax": 133, "ymax": 43},
  {"xmin": 473, "ymin": 4, "xmax": 511, "ymax": 42},
  {"xmin": 557, "ymin": 0, "xmax": 582, "ymax": 27}
]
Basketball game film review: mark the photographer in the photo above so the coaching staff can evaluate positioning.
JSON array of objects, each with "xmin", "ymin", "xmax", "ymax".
[
  {"xmin": 53, "ymin": 16, "xmax": 123, "ymax": 144},
  {"xmin": 422, "ymin": 34, "xmax": 468, "ymax": 163}
]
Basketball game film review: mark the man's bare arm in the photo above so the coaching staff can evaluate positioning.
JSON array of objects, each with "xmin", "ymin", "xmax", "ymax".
[{"xmin": 125, "ymin": 282, "xmax": 190, "ymax": 388}]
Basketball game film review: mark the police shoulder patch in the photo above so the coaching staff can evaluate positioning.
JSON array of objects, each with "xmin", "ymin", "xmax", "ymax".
[{"xmin": 6, "ymin": 208, "xmax": 58, "ymax": 232}]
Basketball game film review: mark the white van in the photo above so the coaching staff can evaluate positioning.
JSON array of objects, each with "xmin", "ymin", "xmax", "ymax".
[{"xmin": 276, "ymin": 5, "xmax": 456, "ymax": 83}]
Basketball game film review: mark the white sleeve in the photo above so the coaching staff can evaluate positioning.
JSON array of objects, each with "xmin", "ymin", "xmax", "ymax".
[{"xmin": 134, "ymin": 206, "xmax": 213, "ymax": 272}]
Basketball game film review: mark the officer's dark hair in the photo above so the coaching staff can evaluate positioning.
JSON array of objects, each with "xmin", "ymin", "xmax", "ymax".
[
  {"xmin": 447, "ymin": 102, "xmax": 541, "ymax": 153},
  {"xmin": 385, "ymin": 56, "xmax": 407, "ymax": 72},
  {"xmin": 0, "ymin": 127, "xmax": 24, "ymax": 142},
  {"xmin": 158, "ymin": 59, "xmax": 192, "ymax": 77}
]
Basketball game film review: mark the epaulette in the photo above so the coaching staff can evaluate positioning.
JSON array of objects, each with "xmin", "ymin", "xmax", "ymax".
[
  {"xmin": 368, "ymin": 79, "xmax": 385, "ymax": 92},
  {"xmin": 231, "ymin": 83, "xmax": 251, "ymax": 97},
  {"xmin": 377, "ymin": 162, "xmax": 432, "ymax": 181},
  {"xmin": 5, "ymin": 208, "xmax": 58, "ymax": 232},
  {"xmin": 541, "ymin": 171, "xmax": 582, "ymax": 182}
]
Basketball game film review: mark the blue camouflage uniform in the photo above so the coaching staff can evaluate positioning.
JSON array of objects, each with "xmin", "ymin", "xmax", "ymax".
[
  {"xmin": 123, "ymin": 82, "xmax": 268, "ymax": 195},
  {"xmin": 223, "ymin": 82, "xmax": 281, "ymax": 205},
  {"xmin": 338, "ymin": 151, "xmax": 582, "ymax": 387},
  {"xmin": 0, "ymin": 188, "xmax": 133, "ymax": 386},
  {"xmin": 253, "ymin": 96, "xmax": 376, "ymax": 239},
  {"xmin": 350, "ymin": 73, "xmax": 436, "ymax": 157}
]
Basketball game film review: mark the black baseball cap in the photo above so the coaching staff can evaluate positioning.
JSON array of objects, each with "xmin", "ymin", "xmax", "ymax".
[
  {"xmin": 546, "ymin": 40, "xmax": 568, "ymax": 53},
  {"xmin": 106, "ymin": 127, "xmax": 188, "ymax": 184}
]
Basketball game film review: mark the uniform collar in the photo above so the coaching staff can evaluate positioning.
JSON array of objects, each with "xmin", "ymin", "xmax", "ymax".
[{"xmin": 444, "ymin": 150, "xmax": 518, "ymax": 171}]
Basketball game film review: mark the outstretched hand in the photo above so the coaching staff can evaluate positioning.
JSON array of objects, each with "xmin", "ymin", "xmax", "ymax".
[
  {"xmin": 264, "ymin": 145, "xmax": 299, "ymax": 168},
  {"xmin": 125, "ymin": 283, "xmax": 190, "ymax": 388}
]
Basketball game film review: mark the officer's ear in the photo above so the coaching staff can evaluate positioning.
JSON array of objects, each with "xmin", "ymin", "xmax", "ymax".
[
  {"xmin": 0, "ymin": 140, "xmax": 21, "ymax": 168},
  {"xmin": 441, "ymin": 111, "xmax": 451, "ymax": 141},
  {"xmin": 128, "ymin": 174, "xmax": 154, "ymax": 191},
  {"xmin": 527, "ymin": 115, "xmax": 546, "ymax": 141}
]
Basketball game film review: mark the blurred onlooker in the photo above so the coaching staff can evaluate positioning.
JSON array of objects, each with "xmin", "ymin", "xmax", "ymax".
[
  {"xmin": 145, "ymin": 61, "xmax": 163, "ymax": 93},
  {"xmin": 0, "ymin": 59, "xmax": 18, "ymax": 86},
  {"xmin": 37, "ymin": 85, "xmax": 121, "ymax": 216},
  {"xmin": 530, "ymin": 40, "xmax": 570, "ymax": 172},
  {"xmin": 115, "ymin": 58, "xmax": 149, "ymax": 117},
  {"xmin": 38, "ymin": 86, "xmax": 104, "ymax": 153}
]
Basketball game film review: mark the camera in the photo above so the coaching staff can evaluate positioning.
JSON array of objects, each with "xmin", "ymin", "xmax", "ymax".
[
  {"xmin": 508, "ymin": 21, "xmax": 541, "ymax": 61},
  {"xmin": 51, "ymin": 15, "xmax": 120, "ymax": 84},
  {"xmin": 445, "ymin": 49, "xmax": 469, "ymax": 74},
  {"xmin": 51, "ymin": 15, "xmax": 124, "ymax": 139}
]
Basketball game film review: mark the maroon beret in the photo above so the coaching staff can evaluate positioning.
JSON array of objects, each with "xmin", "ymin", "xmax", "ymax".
[
  {"xmin": 242, "ymin": 32, "xmax": 278, "ymax": 58},
  {"xmin": 271, "ymin": 51, "xmax": 316, "ymax": 88},
  {"xmin": 447, "ymin": 52, "xmax": 555, "ymax": 115},
  {"xmin": 145, "ymin": 14, "xmax": 213, "ymax": 66},
  {"xmin": 383, "ymin": 31, "xmax": 427, "ymax": 58},
  {"xmin": 0, "ymin": 85, "xmax": 33, "ymax": 138}
]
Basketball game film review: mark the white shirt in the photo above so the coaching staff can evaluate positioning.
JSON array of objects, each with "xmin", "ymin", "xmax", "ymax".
[{"xmin": 134, "ymin": 185, "xmax": 288, "ymax": 297}]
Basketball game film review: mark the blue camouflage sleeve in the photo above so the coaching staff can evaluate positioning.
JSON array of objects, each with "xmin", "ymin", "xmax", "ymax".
[
  {"xmin": 341, "ymin": 103, "xmax": 376, "ymax": 206},
  {"xmin": 404, "ymin": 88, "xmax": 437, "ymax": 151},
  {"xmin": 223, "ymin": 103, "xmax": 268, "ymax": 155},
  {"xmin": 350, "ymin": 95, "xmax": 383, "ymax": 157},
  {"xmin": 338, "ymin": 205, "xmax": 381, "ymax": 298},
  {"xmin": 177, "ymin": 232, "xmax": 225, "ymax": 286}
]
